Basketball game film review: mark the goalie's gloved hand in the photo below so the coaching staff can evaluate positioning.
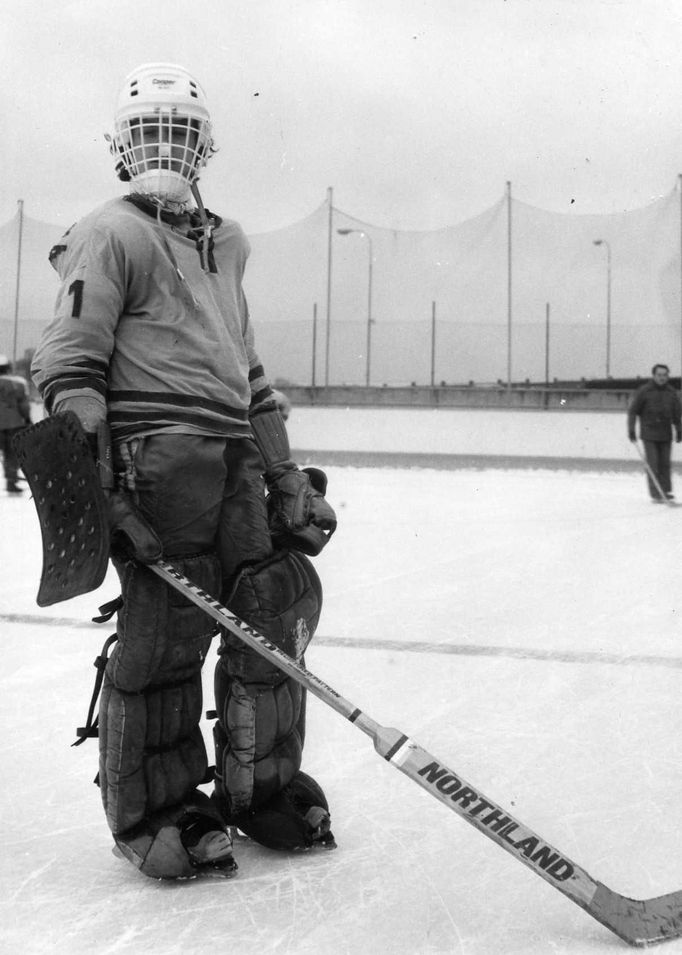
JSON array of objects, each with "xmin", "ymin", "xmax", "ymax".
[
  {"xmin": 266, "ymin": 464, "xmax": 337, "ymax": 556},
  {"xmin": 106, "ymin": 490, "xmax": 163, "ymax": 563},
  {"xmin": 82, "ymin": 426, "xmax": 162, "ymax": 563}
]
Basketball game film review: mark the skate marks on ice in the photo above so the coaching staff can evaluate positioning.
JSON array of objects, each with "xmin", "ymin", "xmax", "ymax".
[
  {"xmin": 4, "ymin": 627, "xmax": 682, "ymax": 954},
  {"xmin": 4, "ymin": 467, "xmax": 682, "ymax": 953}
]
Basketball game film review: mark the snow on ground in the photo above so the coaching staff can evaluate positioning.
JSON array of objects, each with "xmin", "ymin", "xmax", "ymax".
[{"xmin": 2, "ymin": 408, "xmax": 682, "ymax": 954}]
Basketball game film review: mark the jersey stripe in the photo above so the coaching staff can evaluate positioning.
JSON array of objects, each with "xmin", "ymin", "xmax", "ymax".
[{"xmin": 108, "ymin": 390, "xmax": 249, "ymax": 419}]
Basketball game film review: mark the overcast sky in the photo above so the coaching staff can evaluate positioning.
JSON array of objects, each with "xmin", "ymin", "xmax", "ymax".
[{"xmin": 3, "ymin": 0, "xmax": 682, "ymax": 232}]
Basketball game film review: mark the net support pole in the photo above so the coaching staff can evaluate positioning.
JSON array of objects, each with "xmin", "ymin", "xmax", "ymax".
[
  {"xmin": 506, "ymin": 181, "xmax": 512, "ymax": 399},
  {"xmin": 325, "ymin": 187, "xmax": 333, "ymax": 387},
  {"xmin": 679, "ymin": 174, "xmax": 682, "ymax": 393},
  {"xmin": 12, "ymin": 198, "xmax": 24, "ymax": 367}
]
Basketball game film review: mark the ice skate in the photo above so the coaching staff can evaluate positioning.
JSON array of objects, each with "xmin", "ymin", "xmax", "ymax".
[{"xmin": 180, "ymin": 811, "xmax": 238, "ymax": 877}]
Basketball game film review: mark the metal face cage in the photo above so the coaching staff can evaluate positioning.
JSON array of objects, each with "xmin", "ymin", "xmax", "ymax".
[{"xmin": 114, "ymin": 108, "xmax": 213, "ymax": 199}]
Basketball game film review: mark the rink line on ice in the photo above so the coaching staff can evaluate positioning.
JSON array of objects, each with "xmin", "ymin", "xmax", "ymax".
[
  {"xmin": 0, "ymin": 612, "xmax": 99, "ymax": 629},
  {"xmin": 313, "ymin": 635, "xmax": 682, "ymax": 670},
  {"xmin": 3, "ymin": 611, "xmax": 682, "ymax": 670}
]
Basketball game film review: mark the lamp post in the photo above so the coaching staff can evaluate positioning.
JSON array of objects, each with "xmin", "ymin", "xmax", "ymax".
[
  {"xmin": 337, "ymin": 228, "xmax": 373, "ymax": 386},
  {"xmin": 593, "ymin": 239, "xmax": 612, "ymax": 378}
]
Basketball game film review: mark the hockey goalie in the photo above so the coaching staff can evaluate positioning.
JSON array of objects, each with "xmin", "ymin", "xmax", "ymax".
[{"xmin": 24, "ymin": 62, "xmax": 337, "ymax": 880}]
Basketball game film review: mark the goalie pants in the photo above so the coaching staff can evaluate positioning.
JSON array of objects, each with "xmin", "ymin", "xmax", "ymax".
[{"xmin": 99, "ymin": 433, "xmax": 318, "ymax": 868}]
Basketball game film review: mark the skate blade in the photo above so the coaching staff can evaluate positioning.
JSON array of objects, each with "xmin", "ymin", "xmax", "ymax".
[
  {"xmin": 112, "ymin": 842, "xmax": 239, "ymax": 880},
  {"xmin": 185, "ymin": 858, "xmax": 239, "ymax": 880}
]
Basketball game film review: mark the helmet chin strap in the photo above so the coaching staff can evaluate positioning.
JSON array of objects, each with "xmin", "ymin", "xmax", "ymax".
[
  {"xmin": 128, "ymin": 171, "xmax": 194, "ymax": 213},
  {"xmin": 190, "ymin": 181, "xmax": 212, "ymax": 273},
  {"xmin": 124, "ymin": 179, "xmax": 213, "ymax": 274},
  {"xmin": 144, "ymin": 192, "xmax": 194, "ymax": 216}
]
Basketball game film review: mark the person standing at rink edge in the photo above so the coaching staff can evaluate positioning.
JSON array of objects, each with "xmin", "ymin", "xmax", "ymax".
[
  {"xmin": 30, "ymin": 63, "xmax": 337, "ymax": 880},
  {"xmin": 0, "ymin": 354, "xmax": 31, "ymax": 494},
  {"xmin": 627, "ymin": 363, "xmax": 682, "ymax": 502}
]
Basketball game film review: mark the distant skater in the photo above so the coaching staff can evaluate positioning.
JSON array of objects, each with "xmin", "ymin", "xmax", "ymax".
[
  {"xmin": 627, "ymin": 363, "xmax": 682, "ymax": 502},
  {"xmin": 0, "ymin": 355, "xmax": 31, "ymax": 494}
]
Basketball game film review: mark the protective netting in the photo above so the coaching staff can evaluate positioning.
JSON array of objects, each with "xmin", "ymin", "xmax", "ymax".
[
  {"xmin": 1, "ymin": 186, "xmax": 681, "ymax": 384},
  {"xmin": 0, "ymin": 212, "xmax": 65, "ymax": 366}
]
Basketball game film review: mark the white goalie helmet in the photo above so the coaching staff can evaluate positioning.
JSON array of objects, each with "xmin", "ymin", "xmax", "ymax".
[{"xmin": 110, "ymin": 63, "xmax": 215, "ymax": 204}]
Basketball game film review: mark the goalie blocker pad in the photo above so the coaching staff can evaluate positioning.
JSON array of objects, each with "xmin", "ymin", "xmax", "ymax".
[
  {"xmin": 249, "ymin": 402, "xmax": 291, "ymax": 470},
  {"xmin": 14, "ymin": 411, "xmax": 110, "ymax": 606}
]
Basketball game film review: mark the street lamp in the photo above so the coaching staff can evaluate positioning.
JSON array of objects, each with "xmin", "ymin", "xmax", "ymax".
[
  {"xmin": 337, "ymin": 228, "xmax": 374, "ymax": 387},
  {"xmin": 593, "ymin": 239, "xmax": 612, "ymax": 378}
]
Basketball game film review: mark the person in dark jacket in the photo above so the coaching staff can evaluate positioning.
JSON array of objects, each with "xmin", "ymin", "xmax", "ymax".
[
  {"xmin": 628, "ymin": 363, "xmax": 682, "ymax": 501},
  {"xmin": 0, "ymin": 354, "xmax": 31, "ymax": 494}
]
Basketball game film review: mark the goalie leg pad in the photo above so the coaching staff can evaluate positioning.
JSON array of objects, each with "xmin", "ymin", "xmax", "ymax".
[
  {"xmin": 108, "ymin": 552, "xmax": 220, "ymax": 693},
  {"xmin": 99, "ymin": 674, "xmax": 207, "ymax": 836},
  {"xmin": 213, "ymin": 674, "xmax": 306, "ymax": 816},
  {"xmin": 99, "ymin": 552, "xmax": 220, "ymax": 838},
  {"xmin": 213, "ymin": 550, "xmax": 322, "ymax": 818},
  {"xmin": 220, "ymin": 549, "xmax": 322, "ymax": 683}
]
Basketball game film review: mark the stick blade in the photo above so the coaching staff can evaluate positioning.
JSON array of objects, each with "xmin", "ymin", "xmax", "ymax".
[{"xmin": 588, "ymin": 883, "xmax": 682, "ymax": 947}]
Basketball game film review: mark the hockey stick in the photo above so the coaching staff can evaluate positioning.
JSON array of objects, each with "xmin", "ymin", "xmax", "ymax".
[
  {"xmin": 633, "ymin": 441, "xmax": 677, "ymax": 507},
  {"xmin": 150, "ymin": 557, "xmax": 682, "ymax": 947}
]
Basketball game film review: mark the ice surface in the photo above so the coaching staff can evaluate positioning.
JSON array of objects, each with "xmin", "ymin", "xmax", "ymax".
[{"xmin": 2, "ymin": 408, "xmax": 682, "ymax": 954}]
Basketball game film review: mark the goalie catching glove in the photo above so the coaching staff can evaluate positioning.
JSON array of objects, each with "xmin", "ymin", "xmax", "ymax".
[
  {"xmin": 266, "ymin": 464, "xmax": 336, "ymax": 556},
  {"xmin": 250, "ymin": 403, "xmax": 336, "ymax": 556}
]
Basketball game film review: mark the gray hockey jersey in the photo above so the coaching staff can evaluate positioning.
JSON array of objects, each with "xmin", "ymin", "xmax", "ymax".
[{"xmin": 31, "ymin": 197, "xmax": 272, "ymax": 440}]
